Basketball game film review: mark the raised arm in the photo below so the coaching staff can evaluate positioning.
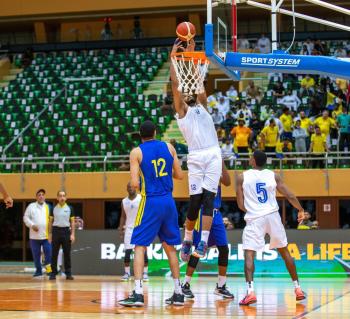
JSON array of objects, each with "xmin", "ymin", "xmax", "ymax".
[
  {"xmin": 221, "ymin": 160, "xmax": 231, "ymax": 187},
  {"xmin": 235, "ymin": 173, "xmax": 246, "ymax": 212},
  {"xmin": 129, "ymin": 147, "xmax": 142, "ymax": 191},
  {"xmin": 167, "ymin": 143, "xmax": 184, "ymax": 180},
  {"xmin": 275, "ymin": 173, "xmax": 304, "ymax": 223},
  {"xmin": 170, "ymin": 39, "xmax": 188, "ymax": 118}
]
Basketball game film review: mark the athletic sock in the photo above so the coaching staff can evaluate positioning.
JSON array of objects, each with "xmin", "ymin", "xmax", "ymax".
[
  {"xmin": 293, "ymin": 280, "xmax": 300, "ymax": 289},
  {"xmin": 184, "ymin": 229, "xmax": 193, "ymax": 241},
  {"xmin": 184, "ymin": 275, "xmax": 192, "ymax": 285},
  {"xmin": 143, "ymin": 266, "xmax": 148, "ymax": 274},
  {"xmin": 247, "ymin": 281, "xmax": 254, "ymax": 294},
  {"xmin": 135, "ymin": 279, "xmax": 143, "ymax": 294},
  {"xmin": 218, "ymin": 275, "xmax": 226, "ymax": 288},
  {"xmin": 125, "ymin": 266, "xmax": 130, "ymax": 275},
  {"xmin": 173, "ymin": 278, "xmax": 182, "ymax": 294},
  {"xmin": 201, "ymin": 230, "xmax": 210, "ymax": 244}
]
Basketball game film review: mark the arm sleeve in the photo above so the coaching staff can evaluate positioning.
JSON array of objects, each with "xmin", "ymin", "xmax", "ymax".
[{"xmin": 23, "ymin": 205, "xmax": 34, "ymax": 228}]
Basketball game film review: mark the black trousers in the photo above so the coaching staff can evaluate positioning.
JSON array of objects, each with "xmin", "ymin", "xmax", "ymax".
[
  {"xmin": 339, "ymin": 133, "xmax": 350, "ymax": 151},
  {"xmin": 51, "ymin": 226, "xmax": 72, "ymax": 276}
]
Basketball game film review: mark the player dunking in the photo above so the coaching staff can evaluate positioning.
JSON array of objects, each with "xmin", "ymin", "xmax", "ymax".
[
  {"xmin": 171, "ymin": 39, "xmax": 222, "ymax": 260},
  {"xmin": 236, "ymin": 150, "xmax": 306, "ymax": 305},
  {"xmin": 182, "ymin": 161, "xmax": 234, "ymax": 300},
  {"xmin": 119, "ymin": 120, "xmax": 184, "ymax": 307},
  {"xmin": 118, "ymin": 182, "xmax": 148, "ymax": 281}
]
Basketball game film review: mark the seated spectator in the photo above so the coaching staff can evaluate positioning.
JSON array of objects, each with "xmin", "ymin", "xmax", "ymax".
[
  {"xmin": 297, "ymin": 212, "xmax": 319, "ymax": 230},
  {"xmin": 212, "ymin": 108, "xmax": 224, "ymax": 125},
  {"xmin": 279, "ymin": 107, "xmax": 293, "ymax": 141},
  {"xmin": 256, "ymin": 33, "xmax": 271, "ymax": 54},
  {"xmin": 268, "ymin": 72, "xmax": 283, "ymax": 83},
  {"xmin": 234, "ymin": 101, "xmax": 252, "ymax": 123},
  {"xmin": 170, "ymin": 139, "xmax": 188, "ymax": 155},
  {"xmin": 231, "ymin": 118, "xmax": 253, "ymax": 155},
  {"xmin": 226, "ymin": 85, "xmax": 238, "ymax": 102},
  {"xmin": 276, "ymin": 138, "xmax": 293, "ymax": 159},
  {"xmin": 75, "ymin": 217, "xmax": 84, "ymax": 230},
  {"xmin": 245, "ymin": 80, "xmax": 264, "ymax": 103},
  {"xmin": 260, "ymin": 119, "xmax": 279, "ymax": 154},
  {"xmin": 207, "ymin": 89, "xmax": 222, "ymax": 112},
  {"xmin": 264, "ymin": 110, "xmax": 283, "ymax": 132},
  {"xmin": 217, "ymin": 96, "xmax": 230, "ymax": 117},
  {"xmin": 309, "ymin": 126, "xmax": 328, "ymax": 168},
  {"xmin": 303, "ymin": 38, "xmax": 314, "ymax": 55},
  {"xmin": 313, "ymin": 39, "xmax": 325, "ymax": 55},
  {"xmin": 279, "ymin": 90, "xmax": 301, "ymax": 112},
  {"xmin": 300, "ymin": 44, "xmax": 310, "ymax": 55},
  {"xmin": 238, "ymin": 34, "xmax": 250, "ymax": 50},
  {"xmin": 221, "ymin": 138, "xmax": 233, "ymax": 157},
  {"xmin": 260, "ymin": 105, "xmax": 273, "ymax": 122},
  {"xmin": 249, "ymin": 112, "xmax": 263, "ymax": 140},
  {"xmin": 300, "ymin": 75, "xmax": 316, "ymax": 96},
  {"xmin": 222, "ymin": 112, "xmax": 236, "ymax": 137},
  {"xmin": 216, "ymin": 126, "xmax": 226, "ymax": 142},
  {"xmin": 334, "ymin": 46, "xmax": 347, "ymax": 58},
  {"xmin": 223, "ymin": 217, "xmax": 234, "ymax": 230},
  {"xmin": 292, "ymin": 120, "xmax": 308, "ymax": 153},
  {"xmin": 313, "ymin": 110, "xmax": 336, "ymax": 146},
  {"xmin": 273, "ymin": 81, "xmax": 285, "ymax": 103}
]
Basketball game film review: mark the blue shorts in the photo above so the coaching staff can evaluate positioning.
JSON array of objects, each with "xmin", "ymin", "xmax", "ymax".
[
  {"xmin": 131, "ymin": 193, "xmax": 181, "ymax": 246},
  {"xmin": 193, "ymin": 209, "xmax": 228, "ymax": 248}
]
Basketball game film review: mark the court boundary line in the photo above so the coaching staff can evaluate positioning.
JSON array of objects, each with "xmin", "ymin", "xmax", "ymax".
[{"xmin": 293, "ymin": 290, "xmax": 350, "ymax": 319}]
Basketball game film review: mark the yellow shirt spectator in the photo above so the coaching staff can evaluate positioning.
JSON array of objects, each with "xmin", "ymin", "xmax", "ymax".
[
  {"xmin": 310, "ymin": 133, "xmax": 327, "ymax": 153},
  {"xmin": 261, "ymin": 125, "xmax": 279, "ymax": 147},
  {"xmin": 276, "ymin": 140, "xmax": 292, "ymax": 153},
  {"xmin": 313, "ymin": 116, "xmax": 335, "ymax": 136},
  {"xmin": 298, "ymin": 117, "xmax": 312, "ymax": 133},
  {"xmin": 280, "ymin": 113, "xmax": 293, "ymax": 132},
  {"xmin": 300, "ymin": 76, "xmax": 315, "ymax": 89},
  {"xmin": 231, "ymin": 125, "xmax": 252, "ymax": 147}
]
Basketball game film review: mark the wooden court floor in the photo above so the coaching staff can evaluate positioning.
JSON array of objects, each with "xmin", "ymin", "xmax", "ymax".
[{"xmin": 0, "ymin": 275, "xmax": 349, "ymax": 318}]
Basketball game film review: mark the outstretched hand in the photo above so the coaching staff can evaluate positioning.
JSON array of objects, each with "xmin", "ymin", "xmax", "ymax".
[
  {"xmin": 297, "ymin": 210, "xmax": 305, "ymax": 224},
  {"xmin": 171, "ymin": 38, "xmax": 185, "ymax": 54}
]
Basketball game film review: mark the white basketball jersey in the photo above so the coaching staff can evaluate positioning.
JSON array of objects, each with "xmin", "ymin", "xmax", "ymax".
[
  {"xmin": 122, "ymin": 194, "xmax": 142, "ymax": 228},
  {"xmin": 242, "ymin": 169, "xmax": 279, "ymax": 221},
  {"xmin": 176, "ymin": 104, "xmax": 219, "ymax": 152}
]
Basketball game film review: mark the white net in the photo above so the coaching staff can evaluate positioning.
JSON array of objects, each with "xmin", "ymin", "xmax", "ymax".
[{"xmin": 171, "ymin": 53, "xmax": 209, "ymax": 96}]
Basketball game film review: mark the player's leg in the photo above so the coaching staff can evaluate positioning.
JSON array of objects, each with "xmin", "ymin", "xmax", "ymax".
[
  {"xmin": 122, "ymin": 249, "xmax": 132, "ymax": 280},
  {"xmin": 239, "ymin": 249, "xmax": 257, "ymax": 305},
  {"xmin": 214, "ymin": 245, "xmax": 234, "ymax": 299},
  {"xmin": 181, "ymin": 255, "xmax": 198, "ymax": 299},
  {"xmin": 143, "ymin": 249, "xmax": 149, "ymax": 281},
  {"xmin": 267, "ymin": 212, "xmax": 306, "ymax": 301}
]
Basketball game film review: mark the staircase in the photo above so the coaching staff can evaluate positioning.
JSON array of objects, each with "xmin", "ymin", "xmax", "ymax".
[{"xmin": 143, "ymin": 61, "xmax": 171, "ymax": 96}]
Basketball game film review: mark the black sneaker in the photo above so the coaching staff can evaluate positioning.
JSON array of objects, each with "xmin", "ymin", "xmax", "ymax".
[
  {"xmin": 33, "ymin": 272, "xmax": 43, "ymax": 279},
  {"xmin": 49, "ymin": 274, "xmax": 56, "ymax": 280},
  {"xmin": 214, "ymin": 284, "xmax": 234, "ymax": 299},
  {"xmin": 181, "ymin": 282, "xmax": 195, "ymax": 299},
  {"xmin": 119, "ymin": 291, "xmax": 144, "ymax": 307},
  {"xmin": 66, "ymin": 275, "xmax": 74, "ymax": 280},
  {"xmin": 165, "ymin": 292, "xmax": 184, "ymax": 306}
]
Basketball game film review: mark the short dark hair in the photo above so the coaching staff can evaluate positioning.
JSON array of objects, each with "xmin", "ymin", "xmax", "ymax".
[
  {"xmin": 253, "ymin": 150, "xmax": 267, "ymax": 167},
  {"xmin": 140, "ymin": 120, "xmax": 156, "ymax": 139},
  {"xmin": 36, "ymin": 189, "xmax": 46, "ymax": 195},
  {"xmin": 57, "ymin": 190, "xmax": 66, "ymax": 196}
]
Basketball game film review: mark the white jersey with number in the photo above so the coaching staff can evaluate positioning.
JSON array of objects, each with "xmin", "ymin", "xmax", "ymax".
[
  {"xmin": 122, "ymin": 194, "xmax": 142, "ymax": 228},
  {"xmin": 176, "ymin": 104, "xmax": 219, "ymax": 152},
  {"xmin": 243, "ymin": 169, "xmax": 279, "ymax": 221}
]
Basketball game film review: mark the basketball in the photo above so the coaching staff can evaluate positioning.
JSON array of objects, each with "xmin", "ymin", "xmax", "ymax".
[{"xmin": 176, "ymin": 21, "xmax": 196, "ymax": 42}]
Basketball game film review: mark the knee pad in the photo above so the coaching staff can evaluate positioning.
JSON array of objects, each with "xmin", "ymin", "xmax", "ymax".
[
  {"xmin": 201, "ymin": 189, "xmax": 216, "ymax": 217},
  {"xmin": 217, "ymin": 245, "xmax": 229, "ymax": 267},
  {"xmin": 187, "ymin": 193, "xmax": 203, "ymax": 221},
  {"xmin": 188, "ymin": 255, "xmax": 200, "ymax": 269},
  {"xmin": 144, "ymin": 249, "xmax": 148, "ymax": 265},
  {"xmin": 124, "ymin": 249, "xmax": 132, "ymax": 263}
]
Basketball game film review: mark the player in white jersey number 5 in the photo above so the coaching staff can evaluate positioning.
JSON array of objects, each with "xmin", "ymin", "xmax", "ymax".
[
  {"xmin": 236, "ymin": 150, "xmax": 306, "ymax": 305},
  {"xmin": 118, "ymin": 182, "xmax": 148, "ymax": 281},
  {"xmin": 170, "ymin": 39, "xmax": 222, "ymax": 260}
]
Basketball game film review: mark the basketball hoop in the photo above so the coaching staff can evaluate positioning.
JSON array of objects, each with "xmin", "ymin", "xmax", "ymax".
[{"xmin": 171, "ymin": 51, "xmax": 209, "ymax": 96}]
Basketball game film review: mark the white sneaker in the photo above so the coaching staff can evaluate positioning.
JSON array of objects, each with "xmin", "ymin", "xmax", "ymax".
[
  {"xmin": 143, "ymin": 273, "xmax": 149, "ymax": 281},
  {"xmin": 122, "ymin": 273, "xmax": 130, "ymax": 281}
]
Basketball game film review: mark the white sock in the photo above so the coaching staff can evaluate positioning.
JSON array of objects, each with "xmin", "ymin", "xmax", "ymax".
[
  {"xmin": 218, "ymin": 275, "xmax": 226, "ymax": 288},
  {"xmin": 184, "ymin": 275, "xmax": 192, "ymax": 284},
  {"xmin": 135, "ymin": 279, "xmax": 143, "ymax": 294},
  {"xmin": 124, "ymin": 266, "xmax": 130, "ymax": 275},
  {"xmin": 201, "ymin": 230, "xmax": 210, "ymax": 244},
  {"xmin": 173, "ymin": 278, "xmax": 182, "ymax": 294},
  {"xmin": 293, "ymin": 280, "xmax": 300, "ymax": 289},
  {"xmin": 143, "ymin": 266, "xmax": 148, "ymax": 274},
  {"xmin": 247, "ymin": 281, "xmax": 254, "ymax": 294},
  {"xmin": 184, "ymin": 229, "xmax": 193, "ymax": 241}
]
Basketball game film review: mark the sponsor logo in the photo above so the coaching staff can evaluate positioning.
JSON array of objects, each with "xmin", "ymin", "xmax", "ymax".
[{"xmin": 241, "ymin": 56, "xmax": 301, "ymax": 68}]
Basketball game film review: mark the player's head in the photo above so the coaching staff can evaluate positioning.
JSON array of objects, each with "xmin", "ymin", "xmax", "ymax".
[
  {"xmin": 184, "ymin": 94, "xmax": 197, "ymax": 106},
  {"xmin": 127, "ymin": 182, "xmax": 136, "ymax": 197},
  {"xmin": 139, "ymin": 120, "xmax": 156, "ymax": 141},
  {"xmin": 57, "ymin": 190, "xmax": 67, "ymax": 205},
  {"xmin": 250, "ymin": 150, "xmax": 267, "ymax": 169}
]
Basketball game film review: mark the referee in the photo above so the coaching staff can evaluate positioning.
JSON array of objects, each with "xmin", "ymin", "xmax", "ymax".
[{"xmin": 49, "ymin": 190, "xmax": 75, "ymax": 280}]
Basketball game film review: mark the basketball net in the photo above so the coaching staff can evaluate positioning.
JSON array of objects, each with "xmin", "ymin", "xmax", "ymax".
[{"xmin": 171, "ymin": 52, "xmax": 209, "ymax": 96}]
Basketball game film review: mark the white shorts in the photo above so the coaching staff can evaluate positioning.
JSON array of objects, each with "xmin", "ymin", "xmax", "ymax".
[
  {"xmin": 187, "ymin": 147, "xmax": 222, "ymax": 195},
  {"xmin": 124, "ymin": 227, "xmax": 135, "ymax": 250},
  {"xmin": 242, "ymin": 212, "xmax": 288, "ymax": 252}
]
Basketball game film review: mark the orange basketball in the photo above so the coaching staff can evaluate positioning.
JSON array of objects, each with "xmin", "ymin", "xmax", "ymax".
[{"xmin": 176, "ymin": 21, "xmax": 196, "ymax": 42}]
